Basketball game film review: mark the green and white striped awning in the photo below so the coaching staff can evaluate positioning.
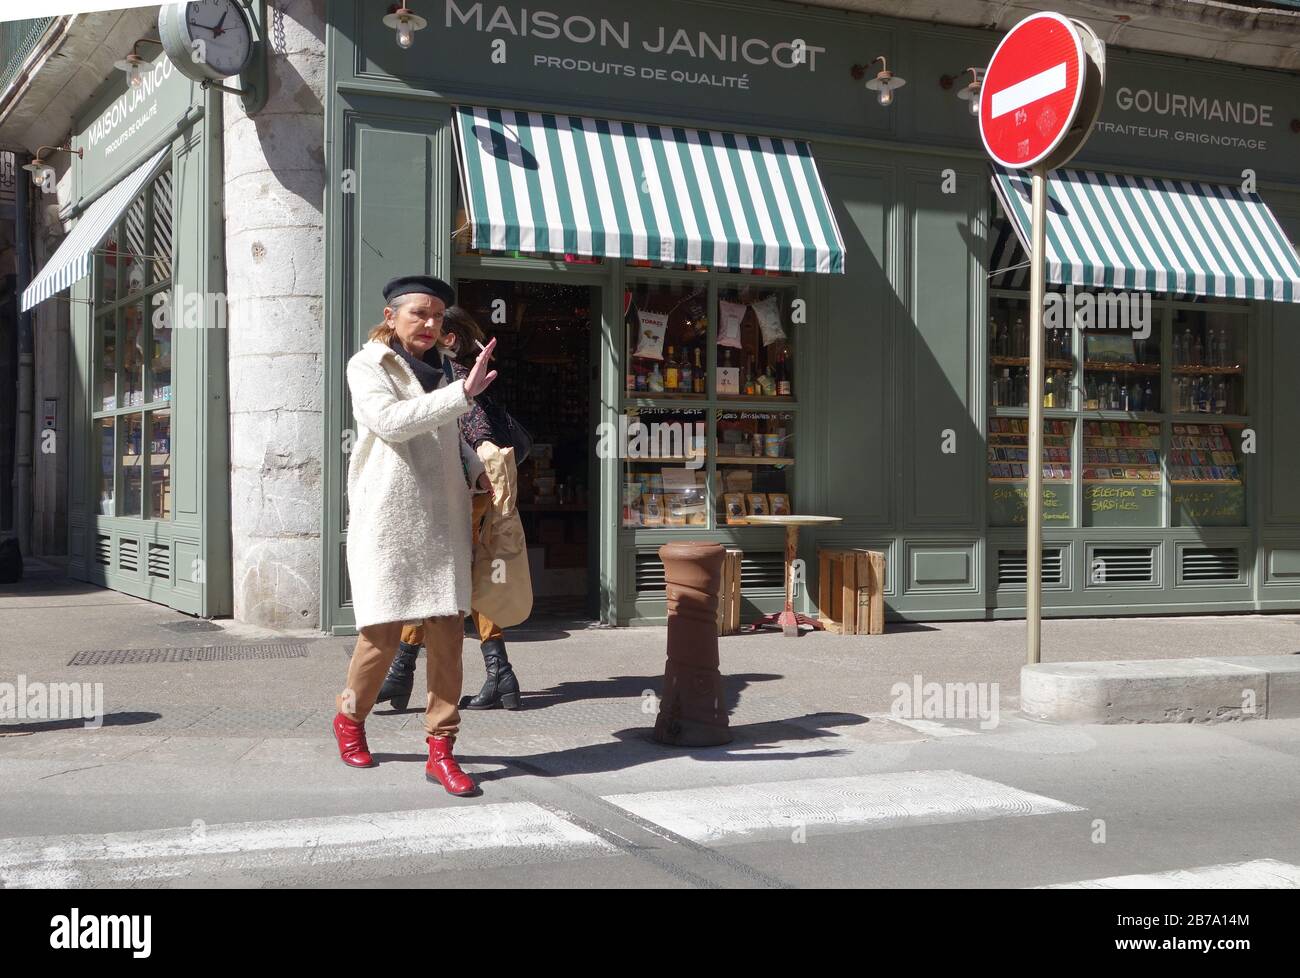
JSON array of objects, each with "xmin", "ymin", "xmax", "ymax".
[
  {"xmin": 992, "ymin": 165, "xmax": 1300, "ymax": 302},
  {"xmin": 453, "ymin": 105, "xmax": 845, "ymax": 274},
  {"xmin": 21, "ymin": 146, "xmax": 168, "ymax": 312}
]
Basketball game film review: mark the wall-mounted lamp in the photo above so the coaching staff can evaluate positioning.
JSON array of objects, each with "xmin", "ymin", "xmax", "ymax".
[
  {"xmin": 383, "ymin": 3, "xmax": 428, "ymax": 49},
  {"xmin": 21, "ymin": 144, "xmax": 83, "ymax": 187},
  {"xmin": 940, "ymin": 67, "xmax": 984, "ymax": 116},
  {"xmin": 852, "ymin": 55, "xmax": 905, "ymax": 107},
  {"xmin": 114, "ymin": 37, "xmax": 163, "ymax": 89}
]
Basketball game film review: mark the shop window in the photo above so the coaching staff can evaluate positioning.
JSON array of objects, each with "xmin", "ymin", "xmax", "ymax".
[
  {"xmin": 715, "ymin": 409, "xmax": 794, "ymax": 523},
  {"xmin": 988, "ymin": 293, "xmax": 1073, "ymax": 409},
  {"xmin": 625, "ymin": 279, "xmax": 708, "ymax": 398},
  {"xmin": 1170, "ymin": 422, "xmax": 1246, "ymax": 527},
  {"xmin": 1081, "ymin": 319, "xmax": 1161, "ymax": 413},
  {"xmin": 1081, "ymin": 421, "xmax": 1161, "ymax": 527},
  {"xmin": 621, "ymin": 406, "xmax": 707, "ymax": 529},
  {"xmin": 987, "ymin": 418, "xmax": 1074, "ymax": 527},
  {"xmin": 90, "ymin": 167, "xmax": 174, "ymax": 524},
  {"xmin": 96, "ymin": 417, "xmax": 114, "ymax": 516},
  {"xmin": 716, "ymin": 285, "xmax": 795, "ymax": 401},
  {"xmin": 1172, "ymin": 308, "xmax": 1246, "ymax": 416},
  {"xmin": 148, "ymin": 410, "xmax": 172, "ymax": 520}
]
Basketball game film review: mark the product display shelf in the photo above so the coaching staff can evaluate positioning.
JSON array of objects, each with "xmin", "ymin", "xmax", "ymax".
[
  {"xmin": 1082, "ymin": 361, "xmax": 1161, "ymax": 374},
  {"xmin": 1080, "ymin": 420, "xmax": 1161, "ymax": 484}
]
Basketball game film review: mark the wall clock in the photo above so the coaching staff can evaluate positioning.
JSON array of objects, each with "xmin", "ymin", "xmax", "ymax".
[{"xmin": 159, "ymin": 1, "xmax": 256, "ymax": 84}]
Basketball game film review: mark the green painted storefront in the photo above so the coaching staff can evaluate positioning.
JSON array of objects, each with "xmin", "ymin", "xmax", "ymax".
[
  {"xmin": 321, "ymin": 0, "xmax": 1300, "ymax": 633},
  {"xmin": 61, "ymin": 55, "xmax": 232, "ymax": 617}
]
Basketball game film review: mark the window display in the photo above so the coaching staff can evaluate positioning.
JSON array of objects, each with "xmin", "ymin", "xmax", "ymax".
[
  {"xmin": 989, "ymin": 294, "xmax": 1073, "ymax": 408},
  {"xmin": 987, "ymin": 417, "xmax": 1073, "ymax": 526},
  {"xmin": 1170, "ymin": 422, "xmax": 1246, "ymax": 528},
  {"xmin": 625, "ymin": 280, "xmax": 708, "ymax": 397},
  {"xmin": 90, "ymin": 166, "xmax": 174, "ymax": 524},
  {"xmin": 714, "ymin": 410, "xmax": 793, "ymax": 521},
  {"xmin": 716, "ymin": 286, "xmax": 795, "ymax": 400},
  {"xmin": 1082, "ymin": 420, "xmax": 1161, "ymax": 527},
  {"xmin": 621, "ymin": 406, "xmax": 707, "ymax": 529},
  {"xmin": 1081, "ymin": 326, "xmax": 1161, "ymax": 413},
  {"xmin": 1172, "ymin": 308, "xmax": 1246, "ymax": 416}
]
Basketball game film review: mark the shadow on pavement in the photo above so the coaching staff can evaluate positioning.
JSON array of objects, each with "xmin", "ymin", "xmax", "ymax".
[
  {"xmin": 0, "ymin": 711, "xmax": 162, "ymax": 735},
  {"xmin": 468, "ymin": 711, "xmax": 867, "ymax": 779}
]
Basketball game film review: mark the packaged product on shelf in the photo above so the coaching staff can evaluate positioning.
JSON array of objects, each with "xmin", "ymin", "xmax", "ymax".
[
  {"xmin": 751, "ymin": 295, "xmax": 786, "ymax": 346},
  {"xmin": 633, "ymin": 310, "xmax": 669, "ymax": 360},
  {"xmin": 718, "ymin": 300, "xmax": 746, "ymax": 348}
]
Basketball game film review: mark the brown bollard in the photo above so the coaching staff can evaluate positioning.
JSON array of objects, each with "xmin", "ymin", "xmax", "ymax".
[{"xmin": 654, "ymin": 541, "xmax": 732, "ymax": 747}]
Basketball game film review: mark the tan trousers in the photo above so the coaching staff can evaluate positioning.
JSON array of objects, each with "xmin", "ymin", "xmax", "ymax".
[
  {"xmin": 337, "ymin": 615, "xmax": 463, "ymax": 739},
  {"xmin": 400, "ymin": 493, "xmax": 504, "ymax": 647}
]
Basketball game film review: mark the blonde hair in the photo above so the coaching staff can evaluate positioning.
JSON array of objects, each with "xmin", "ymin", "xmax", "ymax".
[{"xmin": 367, "ymin": 292, "xmax": 418, "ymax": 344}]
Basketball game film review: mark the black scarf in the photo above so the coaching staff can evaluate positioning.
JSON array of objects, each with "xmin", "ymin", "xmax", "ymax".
[{"xmin": 390, "ymin": 337, "xmax": 453, "ymax": 393}]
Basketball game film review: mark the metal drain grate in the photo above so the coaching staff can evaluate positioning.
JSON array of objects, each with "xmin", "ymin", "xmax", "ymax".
[{"xmin": 68, "ymin": 644, "xmax": 309, "ymax": 666}]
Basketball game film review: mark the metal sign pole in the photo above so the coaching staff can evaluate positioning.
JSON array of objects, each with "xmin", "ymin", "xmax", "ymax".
[{"xmin": 1027, "ymin": 163, "xmax": 1048, "ymax": 664}]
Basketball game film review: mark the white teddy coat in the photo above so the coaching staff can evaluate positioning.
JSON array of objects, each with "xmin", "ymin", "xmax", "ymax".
[{"xmin": 345, "ymin": 339, "xmax": 483, "ymax": 629}]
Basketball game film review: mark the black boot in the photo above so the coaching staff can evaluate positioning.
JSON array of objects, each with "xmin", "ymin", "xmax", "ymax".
[
  {"xmin": 377, "ymin": 642, "xmax": 420, "ymax": 711},
  {"xmin": 462, "ymin": 638, "xmax": 521, "ymax": 710}
]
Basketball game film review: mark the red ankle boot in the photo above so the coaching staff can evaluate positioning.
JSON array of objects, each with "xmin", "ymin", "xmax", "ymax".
[
  {"xmin": 332, "ymin": 712, "xmax": 375, "ymax": 768},
  {"xmin": 425, "ymin": 736, "xmax": 478, "ymax": 796}
]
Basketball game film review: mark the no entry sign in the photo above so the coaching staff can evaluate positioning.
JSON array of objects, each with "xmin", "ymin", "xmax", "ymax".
[{"xmin": 980, "ymin": 12, "xmax": 1086, "ymax": 169}]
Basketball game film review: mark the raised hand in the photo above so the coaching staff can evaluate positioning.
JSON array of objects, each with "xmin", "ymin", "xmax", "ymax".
[{"xmin": 464, "ymin": 336, "xmax": 498, "ymax": 397}]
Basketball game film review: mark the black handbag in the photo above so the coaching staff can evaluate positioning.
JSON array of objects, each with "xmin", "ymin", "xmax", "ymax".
[{"xmin": 501, "ymin": 409, "xmax": 533, "ymax": 464}]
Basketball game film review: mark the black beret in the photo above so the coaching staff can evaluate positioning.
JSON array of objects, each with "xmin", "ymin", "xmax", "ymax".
[{"xmin": 382, "ymin": 274, "xmax": 455, "ymax": 306}]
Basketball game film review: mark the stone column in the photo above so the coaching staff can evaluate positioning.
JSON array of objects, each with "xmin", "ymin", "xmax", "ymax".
[{"xmin": 223, "ymin": 0, "xmax": 326, "ymax": 629}]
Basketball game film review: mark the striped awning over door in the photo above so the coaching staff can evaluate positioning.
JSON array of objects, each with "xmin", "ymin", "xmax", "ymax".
[
  {"xmin": 452, "ymin": 105, "xmax": 845, "ymax": 274},
  {"xmin": 21, "ymin": 146, "xmax": 169, "ymax": 311},
  {"xmin": 991, "ymin": 164, "xmax": 1300, "ymax": 302}
]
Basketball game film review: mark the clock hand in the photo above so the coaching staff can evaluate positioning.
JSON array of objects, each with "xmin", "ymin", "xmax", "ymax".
[{"xmin": 213, "ymin": 10, "xmax": 228, "ymax": 37}]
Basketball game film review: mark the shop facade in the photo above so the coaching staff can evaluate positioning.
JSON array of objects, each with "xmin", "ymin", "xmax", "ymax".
[
  {"xmin": 316, "ymin": 0, "xmax": 1300, "ymax": 632},
  {"xmin": 29, "ymin": 54, "xmax": 233, "ymax": 617}
]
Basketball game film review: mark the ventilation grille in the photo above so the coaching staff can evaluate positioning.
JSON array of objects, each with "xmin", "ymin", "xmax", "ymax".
[
  {"xmin": 147, "ymin": 542, "xmax": 171, "ymax": 580},
  {"xmin": 117, "ymin": 538, "xmax": 139, "ymax": 573},
  {"xmin": 635, "ymin": 553, "xmax": 667, "ymax": 593},
  {"xmin": 1182, "ymin": 547, "xmax": 1240, "ymax": 583},
  {"xmin": 94, "ymin": 534, "xmax": 111, "ymax": 567},
  {"xmin": 635, "ymin": 551, "xmax": 785, "ymax": 594},
  {"xmin": 1090, "ymin": 547, "xmax": 1154, "ymax": 584},
  {"xmin": 998, "ymin": 549, "xmax": 1064, "ymax": 586},
  {"xmin": 739, "ymin": 552, "xmax": 786, "ymax": 589}
]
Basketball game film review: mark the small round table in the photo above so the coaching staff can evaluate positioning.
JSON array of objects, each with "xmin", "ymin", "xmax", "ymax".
[{"xmin": 742, "ymin": 515, "xmax": 842, "ymax": 637}]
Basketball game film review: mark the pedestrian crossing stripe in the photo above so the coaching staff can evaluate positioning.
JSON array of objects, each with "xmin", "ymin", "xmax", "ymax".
[
  {"xmin": 1038, "ymin": 858, "xmax": 1300, "ymax": 889},
  {"xmin": 604, "ymin": 770, "xmax": 1083, "ymax": 843}
]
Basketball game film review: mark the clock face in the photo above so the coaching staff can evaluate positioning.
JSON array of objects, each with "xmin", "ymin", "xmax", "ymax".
[{"xmin": 175, "ymin": 0, "xmax": 254, "ymax": 79}]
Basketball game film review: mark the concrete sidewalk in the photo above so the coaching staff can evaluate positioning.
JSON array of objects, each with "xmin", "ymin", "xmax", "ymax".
[{"xmin": 2, "ymin": 564, "xmax": 1299, "ymax": 723}]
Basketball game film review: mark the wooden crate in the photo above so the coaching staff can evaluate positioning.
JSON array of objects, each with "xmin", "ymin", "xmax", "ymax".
[
  {"xmin": 817, "ymin": 548, "xmax": 885, "ymax": 635},
  {"xmin": 716, "ymin": 548, "xmax": 743, "ymax": 636}
]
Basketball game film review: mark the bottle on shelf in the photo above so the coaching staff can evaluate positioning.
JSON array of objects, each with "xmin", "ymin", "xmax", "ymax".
[
  {"xmin": 664, "ymin": 346, "xmax": 679, "ymax": 392},
  {"xmin": 693, "ymin": 347, "xmax": 705, "ymax": 393},
  {"xmin": 649, "ymin": 361, "xmax": 664, "ymax": 393},
  {"xmin": 1143, "ymin": 378, "xmax": 1155, "ymax": 412},
  {"xmin": 989, "ymin": 315, "xmax": 1000, "ymax": 357},
  {"xmin": 1191, "ymin": 332, "xmax": 1203, "ymax": 366},
  {"xmin": 1214, "ymin": 378, "xmax": 1228, "ymax": 414},
  {"xmin": 1014, "ymin": 316, "xmax": 1027, "ymax": 357},
  {"xmin": 777, "ymin": 350, "xmax": 792, "ymax": 396},
  {"xmin": 680, "ymin": 346, "xmax": 694, "ymax": 393},
  {"xmin": 744, "ymin": 355, "xmax": 757, "ymax": 396}
]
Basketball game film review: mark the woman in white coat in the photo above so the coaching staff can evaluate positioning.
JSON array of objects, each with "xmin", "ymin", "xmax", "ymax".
[{"xmin": 333, "ymin": 274, "xmax": 498, "ymax": 797}]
